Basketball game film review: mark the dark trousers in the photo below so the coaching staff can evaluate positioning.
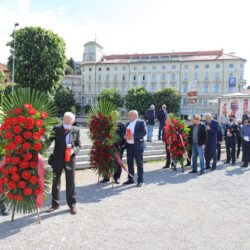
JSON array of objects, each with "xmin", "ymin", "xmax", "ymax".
[
  {"xmin": 127, "ymin": 144, "xmax": 144, "ymax": 183},
  {"xmin": 205, "ymin": 143, "xmax": 217, "ymax": 168},
  {"xmin": 242, "ymin": 140, "xmax": 250, "ymax": 166},
  {"xmin": 0, "ymin": 200, "xmax": 6, "ymax": 212},
  {"xmin": 217, "ymin": 143, "xmax": 221, "ymax": 161},
  {"xmin": 158, "ymin": 122, "xmax": 165, "ymax": 140},
  {"xmin": 237, "ymin": 137, "xmax": 242, "ymax": 159},
  {"xmin": 52, "ymin": 164, "xmax": 76, "ymax": 208},
  {"xmin": 113, "ymin": 150, "xmax": 124, "ymax": 181},
  {"xmin": 225, "ymin": 138, "xmax": 236, "ymax": 163}
]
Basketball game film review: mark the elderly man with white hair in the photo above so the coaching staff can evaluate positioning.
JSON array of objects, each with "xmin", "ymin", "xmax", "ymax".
[
  {"xmin": 124, "ymin": 110, "xmax": 147, "ymax": 187},
  {"xmin": 47, "ymin": 112, "xmax": 81, "ymax": 215}
]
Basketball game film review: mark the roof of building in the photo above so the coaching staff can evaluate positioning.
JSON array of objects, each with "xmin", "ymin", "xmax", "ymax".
[{"xmin": 97, "ymin": 49, "xmax": 246, "ymax": 64}]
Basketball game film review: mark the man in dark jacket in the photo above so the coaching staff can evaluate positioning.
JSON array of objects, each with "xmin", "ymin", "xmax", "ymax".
[
  {"xmin": 145, "ymin": 105, "xmax": 155, "ymax": 142},
  {"xmin": 0, "ymin": 199, "xmax": 8, "ymax": 216},
  {"xmin": 217, "ymin": 125, "xmax": 223, "ymax": 162},
  {"xmin": 47, "ymin": 112, "xmax": 81, "ymax": 215},
  {"xmin": 189, "ymin": 115, "xmax": 207, "ymax": 175},
  {"xmin": 157, "ymin": 104, "xmax": 167, "ymax": 140},
  {"xmin": 241, "ymin": 119, "xmax": 250, "ymax": 168},
  {"xmin": 236, "ymin": 119, "xmax": 243, "ymax": 160},
  {"xmin": 224, "ymin": 115, "xmax": 239, "ymax": 165}
]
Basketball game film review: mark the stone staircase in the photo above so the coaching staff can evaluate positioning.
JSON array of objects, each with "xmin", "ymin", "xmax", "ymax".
[{"xmin": 45, "ymin": 141, "xmax": 226, "ymax": 170}]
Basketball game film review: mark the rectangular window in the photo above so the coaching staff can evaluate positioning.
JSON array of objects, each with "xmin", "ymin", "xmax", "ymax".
[
  {"xmin": 183, "ymin": 97, "xmax": 187, "ymax": 106},
  {"xmin": 122, "ymin": 66, "xmax": 126, "ymax": 71},
  {"xmin": 240, "ymin": 64, "xmax": 244, "ymax": 69},
  {"xmin": 98, "ymin": 74, "xmax": 101, "ymax": 81},
  {"xmin": 143, "ymin": 66, "xmax": 147, "ymax": 71},
  {"xmin": 205, "ymin": 71, "xmax": 209, "ymax": 80},
  {"xmin": 172, "ymin": 65, "xmax": 176, "ymax": 70},
  {"xmin": 184, "ymin": 65, "xmax": 188, "ymax": 70},
  {"xmin": 229, "ymin": 64, "xmax": 234, "ymax": 69},
  {"xmin": 194, "ymin": 72, "xmax": 199, "ymax": 80},
  {"xmin": 89, "ymin": 68, "xmax": 92, "ymax": 72},
  {"xmin": 205, "ymin": 64, "xmax": 209, "ymax": 69},
  {"xmin": 106, "ymin": 67, "xmax": 110, "ymax": 71},
  {"xmin": 114, "ymin": 66, "xmax": 118, "ymax": 71},
  {"xmin": 195, "ymin": 64, "xmax": 199, "ymax": 69},
  {"xmin": 143, "ymin": 75, "xmax": 146, "ymax": 81},
  {"xmin": 98, "ymin": 67, "xmax": 102, "ymax": 71},
  {"xmin": 88, "ymin": 74, "xmax": 91, "ymax": 81},
  {"xmin": 229, "ymin": 72, "xmax": 234, "ymax": 78},
  {"xmin": 215, "ymin": 71, "xmax": 220, "ymax": 80},
  {"xmin": 171, "ymin": 73, "xmax": 176, "ymax": 81},
  {"xmin": 106, "ymin": 74, "xmax": 110, "ymax": 81},
  {"xmin": 204, "ymin": 84, "xmax": 208, "ymax": 93},
  {"xmin": 184, "ymin": 72, "xmax": 188, "ymax": 80},
  {"xmin": 162, "ymin": 73, "xmax": 166, "ymax": 81},
  {"xmin": 214, "ymin": 84, "xmax": 219, "ymax": 93},
  {"xmin": 216, "ymin": 64, "xmax": 220, "ymax": 69},
  {"xmin": 133, "ymin": 66, "xmax": 137, "ymax": 71},
  {"xmin": 152, "ymin": 66, "xmax": 156, "ymax": 70},
  {"xmin": 203, "ymin": 99, "xmax": 208, "ymax": 106},
  {"xmin": 114, "ymin": 74, "xmax": 118, "ymax": 81},
  {"xmin": 152, "ymin": 73, "xmax": 157, "ymax": 82},
  {"xmin": 88, "ymin": 85, "xmax": 91, "ymax": 92},
  {"xmin": 122, "ymin": 75, "xmax": 126, "ymax": 81},
  {"xmin": 183, "ymin": 84, "xmax": 188, "ymax": 93},
  {"xmin": 162, "ymin": 65, "xmax": 166, "ymax": 70},
  {"xmin": 133, "ymin": 75, "xmax": 136, "ymax": 81}
]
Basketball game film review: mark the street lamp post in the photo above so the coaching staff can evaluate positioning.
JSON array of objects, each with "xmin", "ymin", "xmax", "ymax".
[{"xmin": 12, "ymin": 22, "xmax": 19, "ymax": 94}]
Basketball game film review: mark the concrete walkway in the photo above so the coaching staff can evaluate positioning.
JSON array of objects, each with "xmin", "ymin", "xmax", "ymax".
[{"xmin": 0, "ymin": 160, "xmax": 250, "ymax": 250}]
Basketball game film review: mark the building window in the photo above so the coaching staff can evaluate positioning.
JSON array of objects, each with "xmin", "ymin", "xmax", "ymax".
[
  {"xmin": 215, "ymin": 71, "xmax": 220, "ymax": 80},
  {"xmin": 88, "ymin": 98, "xmax": 92, "ymax": 104},
  {"xmin": 106, "ymin": 74, "xmax": 110, "ymax": 81},
  {"xmin": 106, "ymin": 67, "xmax": 110, "ymax": 71},
  {"xmin": 122, "ymin": 66, "xmax": 126, "ymax": 71},
  {"xmin": 88, "ymin": 74, "xmax": 92, "ymax": 81},
  {"xmin": 183, "ymin": 84, "xmax": 188, "ymax": 93},
  {"xmin": 204, "ymin": 84, "xmax": 208, "ymax": 93},
  {"xmin": 205, "ymin": 64, "xmax": 209, "ymax": 69},
  {"xmin": 88, "ymin": 85, "xmax": 91, "ymax": 93},
  {"xmin": 98, "ymin": 67, "xmax": 102, "ymax": 71},
  {"xmin": 114, "ymin": 74, "xmax": 118, "ymax": 81},
  {"xmin": 172, "ymin": 65, "xmax": 176, "ymax": 70},
  {"xmin": 184, "ymin": 65, "xmax": 188, "ymax": 70},
  {"xmin": 203, "ymin": 99, "xmax": 208, "ymax": 107},
  {"xmin": 229, "ymin": 72, "xmax": 234, "ymax": 78},
  {"xmin": 162, "ymin": 73, "xmax": 166, "ymax": 81},
  {"xmin": 162, "ymin": 65, "xmax": 166, "ymax": 70},
  {"xmin": 240, "ymin": 72, "xmax": 243, "ymax": 80},
  {"xmin": 89, "ymin": 68, "xmax": 92, "ymax": 72},
  {"xmin": 171, "ymin": 73, "xmax": 176, "ymax": 81},
  {"xmin": 122, "ymin": 75, "xmax": 126, "ymax": 81},
  {"xmin": 194, "ymin": 72, "xmax": 199, "ymax": 80},
  {"xmin": 152, "ymin": 73, "xmax": 157, "ymax": 82},
  {"xmin": 98, "ymin": 74, "xmax": 101, "ymax": 81},
  {"xmin": 143, "ymin": 75, "xmax": 146, "ymax": 81},
  {"xmin": 182, "ymin": 97, "xmax": 187, "ymax": 106},
  {"xmin": 216, "ymin": 64, "xmax": 220, "ymax": 69},
  {"xmin": 240, "ymin": 64, "xmax": 244, "ymax": 69},
  {"xmin": 205, "ymin": 71, "xmax": 209, "ymax": 80},
  {"xmin": 214, "ymin": 84, "xmax": 219, "ymax": 93},
  {"xmin": 114, "ymin": 66, "xmax": 118, "ymax": 71},
  {"xmin": 195, "ymin": 64, "xmax": 199, "ymax": 69},
  {"xmin": 152, "ymin": 65, "xmax": 156, "ymax": 70},
  {"xmin": 229, "ymin": 64, "xmax": 234, "ymax": 69},
  {"xmin": 133, "ymin": 66, "xmax": 137, "ymax": 71},
  {"xmin": 184, "ymin": 72, "xmax": 188, "ymax": 80},
  {"xmin": 133, "ymin": 75, "xmax": 136, "ymax": 81}
]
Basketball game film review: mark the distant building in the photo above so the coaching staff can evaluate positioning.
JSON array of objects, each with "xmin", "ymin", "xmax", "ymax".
[
  {"xmin": 0, "ymin": 63, "xmax": 11, "ymax": 87},
  {"xmin": 81, "ymin": 41, "xmax": 247, "ymax": 117},
  {"xmin": 61, "ymin": 75, "xmax": 84, "ymax": 107}
]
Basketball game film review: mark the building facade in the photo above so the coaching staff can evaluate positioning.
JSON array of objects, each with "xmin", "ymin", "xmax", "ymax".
[
  {"xmin": 81, "ymin": 41, "xmax": 246, "ymax": 117},
  {"xmin": 0, "ymin": 63, "xmax": 11, "ymax": 87}
]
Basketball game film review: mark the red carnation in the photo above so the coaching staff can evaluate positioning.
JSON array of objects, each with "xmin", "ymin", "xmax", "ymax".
[
  {"xmin": 11, "ymin": 157, "xmax": 20, "ymax": 165},
  {"xmin": 29, "ymin": 176, "xmax": 38, "ymax": 184},
  {"xmin": 5, "ymin": 131, "xmax": 13, "ymax": 140},
  {"xmin": 23, "ymin": 131, "xmax": 32, "ymax": 139},
  {"xmin": 12, "ymin": 173, "xmax": 20, "ymax": 182},
  {"xmin": 8, "ymin": 181, "xmax": 16, "ymax": 190},
  {"xmin": 13, "ymin": 108, "xmax": 23, "ymax": 115},
  {"xmin": 22, "ymin": 142, "xmax": 31, "ymax": 150},
  {"xmin": 28, "ymin": 108, "xmax": 37, "ymax": 116},
  {"xmin": 25, "ymin": 117, "xmax": 35, "ymax": 130},
  {"xmin": 23, "ymin": 188, "xmax": 32, "ymax": 195},
  {"xmin": 22, "ymin": 171, "xmax": 31, "ymax": 180},
  {"xmin": 38, "ymin": 127, "xmax": 45, "ymax": 135},
  {"xmin": 11, "ymin": 117, "xmax": 18, "ymax": 125},
  {"xmin": 35, "ymin": 119, "xmax": 43, "ymax": 127},
  {"xmin": 18, "ymin": 181, "xmax": 26, "ymax": 189},
  {"xmin": 24, "ymin": 103, "xmax": 32, "ymax": 109},
  {"xmin": 33, "ymin": 142, "xmax": 42, "ymax": 151},
  {"xmin": 14, "ymin": 194, "xmax": 23, "ymax": 201},
  {"xmin": 29, "ymin": 161, "xmax": 38, "ymax": 169},
  {"xmin": 7, "ymin": 193, "xmax": 14, "ymax": 199},
  {"xmin": 18, "ymin": 115, "xmax": 26, "ymax": 124},
  {"xmin": 9, "ymin": 166, "xmax": 18, "ymax": 174},
  {"xmin": 4, "ymin": 144, "xmax": 10, "ymax": 151},
  {"xmin": 33, "ymin": 132, "xmax": 41, "ymax": 140},
  {"xmin": 41, "ymin": 111, "xmax": 48, "ymax": 119},
  {"xmin": 5, "ymin": 155, "xmax": 11, "ymax": 164},
  {"xmin": 19, "ymin": 160, "xmax": 29, "ymax": 169},
  {"xmin": 14, "ymin": 135, "xmax": 23, "ymax": 144},
  {"xmin": 13, "ymin": 125, "xmax": 22, "ymax": 134},
  {"xmin": 34, "ymin": 188, "xmax": 40, "ymax": 196},
  {"xmin": 9, "ymin": 142, "xmax": 17, "ymax": 150},
  {"xmin": 23, "ymin": 152, "xmax": 33, "ymax": 161}
]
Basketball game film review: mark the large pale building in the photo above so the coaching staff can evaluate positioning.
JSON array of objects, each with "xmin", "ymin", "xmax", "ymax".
[{"xmin": 81, "ymin": 41, "xmax": 246, "ymax": 117}]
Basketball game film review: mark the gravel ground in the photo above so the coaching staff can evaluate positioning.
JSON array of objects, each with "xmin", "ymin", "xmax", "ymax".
[{"xmin": 0, "ymin": 160, "xmax": 250, "ymax": 250}]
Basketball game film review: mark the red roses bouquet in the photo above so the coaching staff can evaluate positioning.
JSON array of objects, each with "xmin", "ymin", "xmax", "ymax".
[
  {"xmin": 88, "ymin": 100, "xmax": 118, "ymax": 180},
  {"xmin": 0, "ymin": 88, "xmax": 57, "ymax": 217},
  {"xmin": 164, "ymin": 113, "xmax": 190, "ymax": 172}
]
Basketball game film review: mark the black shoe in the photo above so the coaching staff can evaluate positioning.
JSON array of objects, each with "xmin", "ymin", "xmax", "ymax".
[
  {"xmin": 224, "ymin": 161, "xmax": 230, "ymax": 164},
  {"xmin": 123, "ymin": 180, "xmax": 134, "ymax": 185},
  {"xmin": 205, "ymin": 166, "xmax": 210, "ymax": 170},
  {"xmin": 184, "ymin": 163, "xmax": 191, "ymax": 167},
  {"xmin": 69, "ymin": 207, "xmax": 77, "ymax": 215},
  {"xmin": 231, "ymin": 162, "xmax": 236, "ymax": 166},
  {"xmin": 136, "ymin": 182, "xmax": 143, "ymax": 187},
  {"xmin": 114, "ymin": 179, "xmax": 120, "ymax": 184},
  {"xmin": 46, "ymin": 205, "xmax": 59, "ymax": 213},
  {"xmin": 162, "ymin": 165, "xmax": 170, "ymax": 169},
  {"xmin": 199, "ymin": 172, "xmax": 204, "ymax": 176},
  {"xmin": 189, "ymin": 170, "xmax": 197, "ymax": 174},
  {"xmin": 210, "ymin": 167, "xmax": 216, "ymax": 171},
  {"xmin": 0, "ymin": 210, "xmax": 9, "ymax": 216},
  {"xmin": 240, "ymin": 165, "xmax": 248, "ymax": 168},
  {"xmin": 100, "ymin": 178, "xmax": 110, "ymax": 183}
]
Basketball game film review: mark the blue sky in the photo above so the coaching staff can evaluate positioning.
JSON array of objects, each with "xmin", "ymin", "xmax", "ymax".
[{"xmin": 0, "ymin": 0, "xmax": 249, "ymax": 82}]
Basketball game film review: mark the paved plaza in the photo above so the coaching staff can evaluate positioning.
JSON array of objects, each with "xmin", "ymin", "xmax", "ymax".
[{"xmin": 0, "ymin": 160, "xmax": 250, "ymax": 250}]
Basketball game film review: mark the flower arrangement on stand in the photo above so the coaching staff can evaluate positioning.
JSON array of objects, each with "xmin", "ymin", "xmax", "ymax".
[
  {"xmin": 164, "ymin": 113, "xmax": 190, "ymax": 172},
  {"xmin": 88, "ymin": 100, "xmax": 119, "ymax": 184},
  {"xmin": 0, "ymin": 88, "xmax": 57, "ymax": 222}
]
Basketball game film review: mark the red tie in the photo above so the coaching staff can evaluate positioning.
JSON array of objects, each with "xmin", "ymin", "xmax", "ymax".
[{"xmin": 64, "ymin": 129, "xmax": 68, "ymax": 135}]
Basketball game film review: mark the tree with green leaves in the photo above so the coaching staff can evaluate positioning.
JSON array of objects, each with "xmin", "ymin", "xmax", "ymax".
[
  {"xmin": 97, "ymin": 88, "xmax": 124, "ymax": 108},
  {"xmin": 68, "ymin": 58, "xmax": 75, "ymax": 70},
  {"xmin": 54, "ymin": 85, "xmax": 76, "ymax": 117},
  {"xmin": 153, "ymin": 87, "xmax": 181, "ymax": 114},
  {"xmin": 125, "ymin": 87, "xmax": 153, "ymax": 115},
  {"xmin": 7, "ymin": 26, "xmax": 67, "ymax": 93}
]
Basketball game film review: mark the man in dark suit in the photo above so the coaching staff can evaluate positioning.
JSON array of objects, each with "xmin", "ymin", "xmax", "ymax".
[
  {"xmin": 47, "ymin": 112, "xmax": 81, "ymax": 215},
  {"xmin": 123, "ymin": 110, "xmax": 147, "ymax": 187},
  {"xmin": 204, "ymin": 113, "xmax": 218, "ymax": 171},
  {"xmin": 189, "ymin": 115, "xmax": 207, "ymax": 175},
  {"xmin": 157, "ymin": 104, "xmax": 168, "ymax": 140},
  {"xmin": 144, "ymin": 105, "xmax": 155, "ymax": 142},
  {"xmin": 217, "ymin": 125, "xmax": 223, "ymax": 162}
]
